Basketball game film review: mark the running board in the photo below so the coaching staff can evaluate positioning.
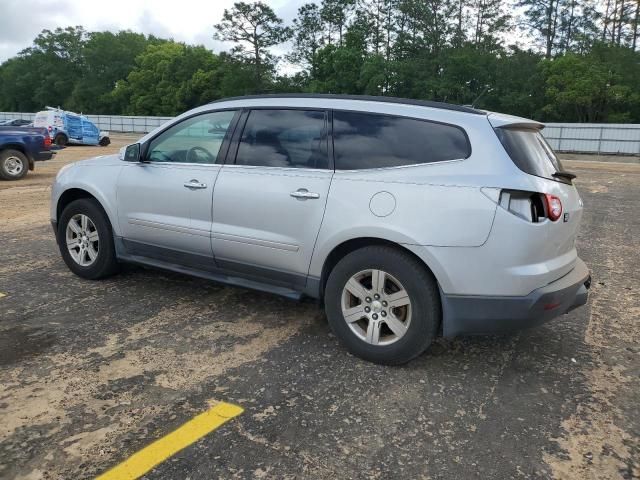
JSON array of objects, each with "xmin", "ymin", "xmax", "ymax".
[{"xmin": 118, "ymin": 252, "xmax": 303, "ymax": 301}]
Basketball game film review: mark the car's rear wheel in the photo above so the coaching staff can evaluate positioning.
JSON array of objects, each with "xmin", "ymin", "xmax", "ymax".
[
  {"xmin": 57, "ymin": 198, "xmax": 119, "ymax": 279},
  {"xmin": 99, "ymin": 136, "xmax": 111, "ymax": 146},
  {"xmin": 54, "ymin": 133, "xmax": 68, "ymax": 146},
  {"xmin": 324, "ymin": 246, "xmax": 441, "ymax": 365},
  {"xmin": 0, "ymin": 149, "xmax": 29, "ymax": 180}
]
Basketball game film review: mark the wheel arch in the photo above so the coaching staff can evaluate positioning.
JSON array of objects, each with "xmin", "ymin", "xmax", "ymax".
[
  {"xmin": 317, "ymin": 237, "xmax": 449, "ymax": 300},
  {"xmin": 56, "ymin": 187, "xmax": 118, "ymax": 235}
]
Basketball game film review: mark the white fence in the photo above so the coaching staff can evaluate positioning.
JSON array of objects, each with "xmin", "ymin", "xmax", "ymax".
[
  {"xmin": 0, "ymin": 111, "xmax": 173, "ymax": 134},
  {"xmin": 2, "ymin": 111, "xmax": 639, "ymax": 155},
  {"xmin": 543, "ymin": 123, "xmax": 640, "ymax": 155}
]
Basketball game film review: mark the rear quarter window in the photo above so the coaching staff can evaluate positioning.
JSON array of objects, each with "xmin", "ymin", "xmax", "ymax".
[
  {"xmin": 494, "ymin": 127, "xmax": 565, "ymax": 181},
  {"xmin": 333, "ymin": 111, "xmax": 470, "ymax": 170}
]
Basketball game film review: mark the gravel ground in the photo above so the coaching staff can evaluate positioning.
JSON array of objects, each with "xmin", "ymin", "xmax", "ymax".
[{"xmin": 0, "ymin": 135, "xmax": 638, "ymax": 479}]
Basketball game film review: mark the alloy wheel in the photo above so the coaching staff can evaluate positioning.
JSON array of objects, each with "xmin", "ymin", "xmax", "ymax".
[
  {"xmin": 341, "ymin": 269, "xmax": 412, "ymax": 346},
  {"xmin": 65, "ymin": 214, "xmax": 100, "ymax": 267}
]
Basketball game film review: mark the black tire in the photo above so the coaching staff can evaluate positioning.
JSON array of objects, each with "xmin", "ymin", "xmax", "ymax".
[
  {"xmin": 0, "ymin": 149, "xmax": 29, "ymax": 180},
  {"xmin": 324, "ymin": 246, "xmax": 441, "ymax": 365},
  {"xmin": 99, "ymin": 136, "xmax": 111, "ymax": 146},
  {"xmin": 54, "ymin": 133, "xmax": 68, "ymax": 146},
  {"xmin": 57, "ymin": 198, "xmax": 120, "ymax": 279}
]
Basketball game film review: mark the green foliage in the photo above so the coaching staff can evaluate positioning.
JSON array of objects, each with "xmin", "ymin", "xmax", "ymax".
[
  {"xmin": 541, "ymin": 44, "xmax": 640, "ymax": 122},
  {"xmin": 213, "ymin": 1, "xmax": 291, "ymax": 90},
  {"xmin": 68, "ymin": 31, "xmax": 159, "ymax": 113},
  {"xmin": 113, "ymin": 43, "xmax": 226, "ymax": 116},
  {"xmin": 0, "ymin": 0, "xmax": 639, "ymax": 122}
]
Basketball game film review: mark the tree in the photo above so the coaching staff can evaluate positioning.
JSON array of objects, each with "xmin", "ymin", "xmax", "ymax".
[
  {"xmin": 213, "ymin": 1, "xmax": 291, "ymax": 90},
  {"xmin": 471, "ymin": 0, "xmax": 510, "ymax": 51},
  {"xmin": 112, "ymin": 42, "xmax": 226, "ymax": 116},
  {"xmin": 19, "ymin": 26, "xmax": 87, "ymax": 109},
  {"xmin": 68, "ymin": 31, "xmax": 159, "ymax": 113},
  {"xmin": 517, "ymin": 0, "xmax": 562, "ymax": 58},
  {"xmin": 289, "ymin": 3, "xmax": 325, "ymax": 76},
  {"xmin": 320, "ymin": 0, "xmax": 355, "ymax": 46},
  {"xmin": 541, "ymin": 46, "xmax": 640, "ymax": 122}
]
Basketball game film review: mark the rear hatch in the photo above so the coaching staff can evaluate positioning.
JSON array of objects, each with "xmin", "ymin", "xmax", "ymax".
[{"xmin": 489, "ymin": 117, "xmax": 584, "ymax": 286}]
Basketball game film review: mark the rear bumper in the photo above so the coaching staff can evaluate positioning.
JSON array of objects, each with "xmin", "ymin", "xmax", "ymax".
[
  {"xmin": 34, "ymin": 150, "xmax": 54, "ymax": 162},
  {"xmin": 441, "ymin": 258, "xmax": 590, "ymax": 337}
]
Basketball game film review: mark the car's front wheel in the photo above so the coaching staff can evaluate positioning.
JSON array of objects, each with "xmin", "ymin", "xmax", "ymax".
[
  {"xmin": 57, "ymin": 198, "xmax": 120, "ymax": 279},
  {"xmin": 324, "ymin": 246, "xmax": 441, "ymax": 365}
]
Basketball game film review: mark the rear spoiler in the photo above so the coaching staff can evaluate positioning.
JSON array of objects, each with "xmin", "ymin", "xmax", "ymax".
[{"xmin": 486, "ymin": 112, "xmax": 544, "ymax": 130}]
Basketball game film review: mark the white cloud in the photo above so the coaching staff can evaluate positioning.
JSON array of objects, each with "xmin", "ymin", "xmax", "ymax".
[{"xmin": 0, "ymin": 0, "xmax": 310, "ymax": 62}]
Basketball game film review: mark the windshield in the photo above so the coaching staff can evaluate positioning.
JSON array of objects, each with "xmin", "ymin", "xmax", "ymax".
[{"xmin": 495, "ymin": 127, "xmax": 566, "ymax": 181}]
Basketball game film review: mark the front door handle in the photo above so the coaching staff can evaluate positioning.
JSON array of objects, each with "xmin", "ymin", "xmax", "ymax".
[
  {"xmin": 290, "ymin": 188, "xmax": 320, "ymax": 200},
  {"xmin": 184, "ymin": 179, "xmax": 207, "ymax": 189}
]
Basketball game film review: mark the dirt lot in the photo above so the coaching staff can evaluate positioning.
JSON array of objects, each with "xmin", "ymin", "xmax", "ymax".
[{"xmin": 0, "ymin": 135, "xmax": 639, "ymax": 479}]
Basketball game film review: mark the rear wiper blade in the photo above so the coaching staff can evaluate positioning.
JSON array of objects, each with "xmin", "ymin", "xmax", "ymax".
[{"xmin": 552, "ymin": 171, "xmax": 577, "ymax": 181}]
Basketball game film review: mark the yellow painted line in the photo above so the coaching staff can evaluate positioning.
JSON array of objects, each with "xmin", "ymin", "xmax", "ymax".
[
  {"xmin": 0, "ymin": 292, "xmax": 6, "ymax": 299},
  {"xmin": 96, "ymin": 402, "xmax": 243, "ymax": 480}
]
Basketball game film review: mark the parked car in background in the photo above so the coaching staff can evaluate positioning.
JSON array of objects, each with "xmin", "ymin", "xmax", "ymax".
[
  {"xmin": 0, "ymin": 126, "xmax": 54, "ymax": 180},
  {"xmin": 50, "ymin": 94, "xmax": 590, "ymax": 364},
  {"xmin": 0, "ymin": 119, "xmax": 33, "ymax": 127},
  {"xmin": 33, "ymin": 107, "xmax": 110, "ymax": 147}
]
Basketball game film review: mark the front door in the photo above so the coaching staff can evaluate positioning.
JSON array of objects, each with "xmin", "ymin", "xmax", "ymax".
[
  {"xmin": 117, "ymin": 110, "xmax": 238, "ymax": 268},
  {"xmin": 212, "ymin": 109, "xmax": 332, "ymax": 286}
]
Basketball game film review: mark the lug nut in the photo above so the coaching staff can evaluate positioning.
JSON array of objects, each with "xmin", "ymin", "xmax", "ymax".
[
  {"xmin": 372, "ymin": 314, "xmax": 378, "ymax": 320},
  {"xmin": 382, "ymin": 301, "xmax": 388, "ymax": 307},
  {"xmin": 364, "ymin": 306, "xmax": 371, "ymax": 313},
  {"xmin": 374, "ymin": 294, "xmax": 380, "ymax": 300},
  {"xmin": 381, "ymin": 311, "xmax": 387, "ymax": 317},
  {"xmin": 365, "ymin": 297, "xmax": 371, "ymax": 303}
]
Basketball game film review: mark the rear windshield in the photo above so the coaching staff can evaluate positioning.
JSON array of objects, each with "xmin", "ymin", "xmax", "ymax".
[{"xmin": 495, "ymin": 127, "xmax": 565, "ymax": 181}]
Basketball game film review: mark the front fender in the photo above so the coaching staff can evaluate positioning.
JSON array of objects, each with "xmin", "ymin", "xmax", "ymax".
[{"xmin": 51, "ymin": 163, "xmax": 124, "ymax": 236}]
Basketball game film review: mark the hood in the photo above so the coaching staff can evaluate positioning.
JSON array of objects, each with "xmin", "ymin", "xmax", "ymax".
[{"xmin": 77, "ymin": 154, "xmax": 122, "ymax": 167}]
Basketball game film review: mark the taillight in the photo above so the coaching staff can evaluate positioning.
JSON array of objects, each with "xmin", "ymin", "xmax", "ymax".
[
  {"xmin": 544, "ymin": 194, "xmax": 563, "ymax": 221},
  {"xmin": 43, "ymin": 135, "xmax": 52, "ymax": 149},
  {"xmin": 497, "ymin": 189, "xmax": 562, "ymax": 223}
]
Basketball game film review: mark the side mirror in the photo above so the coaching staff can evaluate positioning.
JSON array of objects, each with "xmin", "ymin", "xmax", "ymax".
[{"xmin": 119, "ymin": 143, "xmax": 141, "ymax": 162}]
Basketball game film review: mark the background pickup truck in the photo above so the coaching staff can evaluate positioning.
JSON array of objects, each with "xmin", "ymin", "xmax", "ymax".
[{"xmin": 0, "ymin": 126, "xmax": 54, "ymax": 180}]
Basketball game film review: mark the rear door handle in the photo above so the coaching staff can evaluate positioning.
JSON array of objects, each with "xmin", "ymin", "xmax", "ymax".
[
  {"xmin": 290, "ymin": 189, "xmax": 320, "ymax": 200},
  {"xmin": 184, "ymin": 179, "xmax": 207, "ymax": 189}
]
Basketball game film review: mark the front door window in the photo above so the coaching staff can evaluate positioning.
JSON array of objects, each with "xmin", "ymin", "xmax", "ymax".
[{"xmin": 147, "ymin": 110, "xmax": 237, "ymax": 164}]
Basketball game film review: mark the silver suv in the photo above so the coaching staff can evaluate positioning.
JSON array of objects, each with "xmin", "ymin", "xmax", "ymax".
[{"xmin": 51, "ymin": 95, "xmax": 590, "ymax": 364}]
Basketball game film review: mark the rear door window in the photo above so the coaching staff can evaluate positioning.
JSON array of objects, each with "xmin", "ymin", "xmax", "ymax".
[
  {"xmin": 333, "ymin": 111, "xmax": 470, "ymax": 170},
  {"xmin": 494, "ymin": 128, "xmax": 565, "ymax": 181},
  {"xmin": 235, "ymin": 109, "xmax": 328, "ymax": 169}
]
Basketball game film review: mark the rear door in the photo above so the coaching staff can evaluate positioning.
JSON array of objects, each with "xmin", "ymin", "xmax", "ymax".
[
  {"xmin": 117, "ymin": 110, "xmax": 238, "ymax": 267},
  {"xmin": 211, "ymin": 109, "xmax": 332, "ymax": 286},
  {"xmin": 66, "ymin": 114, "xmax": 83, "ymax": 143},
  {"xmin": 81, "ymin": 118, "xmax": 99, "ymax": 145},
  {"xmin": 494, "ymin": 126, "xmax": 583, "ymax": 255}
]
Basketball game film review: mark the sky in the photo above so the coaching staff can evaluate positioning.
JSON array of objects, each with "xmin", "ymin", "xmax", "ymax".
[{"xmin": 0, "ymin": 0, "xmax": 310, "ymax": 63}]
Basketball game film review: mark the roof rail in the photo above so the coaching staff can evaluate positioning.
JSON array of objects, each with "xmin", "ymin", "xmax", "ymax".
[{"xmin": 208, "ymin": 94, "xmax": 485, "ymax": 115}]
